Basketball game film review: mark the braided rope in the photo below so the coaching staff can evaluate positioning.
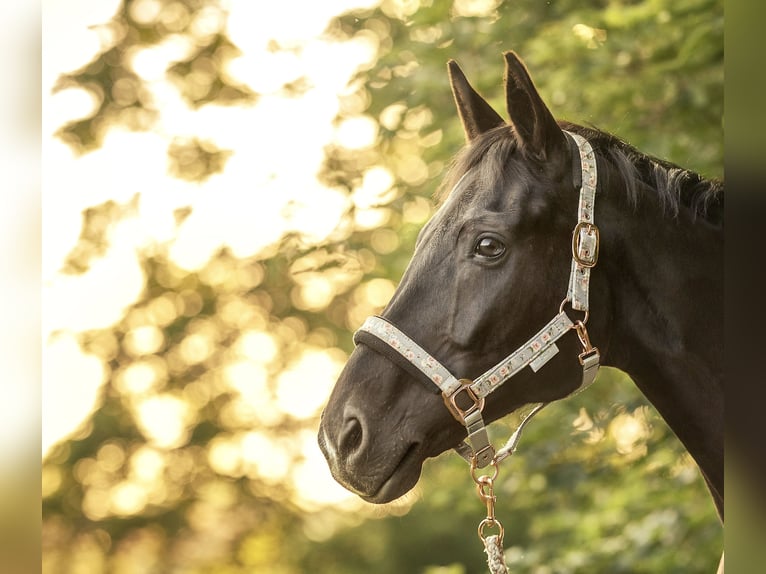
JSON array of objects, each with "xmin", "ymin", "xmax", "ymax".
[{"xmin": 484, "ymin": 534, "xmax": 509, "ymax": 574}]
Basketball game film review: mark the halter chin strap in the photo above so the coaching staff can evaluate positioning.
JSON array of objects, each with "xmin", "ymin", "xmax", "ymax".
[{"xmin": 353, "ymin": 131, "xmax": 601, "ymax": 468}]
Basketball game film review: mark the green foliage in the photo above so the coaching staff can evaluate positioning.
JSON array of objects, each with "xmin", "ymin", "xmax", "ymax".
[{"xmin": 44, "ymin": 0, "xmax": 722, "ymax": 572}]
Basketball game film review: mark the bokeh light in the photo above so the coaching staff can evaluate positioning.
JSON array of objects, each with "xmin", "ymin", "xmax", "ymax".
[{"xmin": 43, "ymin": 2, "xmax": 386, "ymax": 570}]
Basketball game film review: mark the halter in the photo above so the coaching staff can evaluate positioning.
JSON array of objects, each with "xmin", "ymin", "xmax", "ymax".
[{"xmin": 353, "ymin": 131, "xmax": 601, "ymax": 469}]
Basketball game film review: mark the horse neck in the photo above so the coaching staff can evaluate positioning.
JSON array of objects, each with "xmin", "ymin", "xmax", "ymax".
[{"xmin": 597, "ymin": 175, "xmax": 723, "ymax": 515}]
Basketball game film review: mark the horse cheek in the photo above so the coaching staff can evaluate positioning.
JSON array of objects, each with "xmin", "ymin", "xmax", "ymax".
[{"xmin": 447, "ymin": 264, "xmax": 496, "ymax": 348}]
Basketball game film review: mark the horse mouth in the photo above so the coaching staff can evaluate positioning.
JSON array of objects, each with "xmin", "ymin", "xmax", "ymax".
[{"xmin": 361, "ymin": 442, "xmax": 423, "ymax": 504}]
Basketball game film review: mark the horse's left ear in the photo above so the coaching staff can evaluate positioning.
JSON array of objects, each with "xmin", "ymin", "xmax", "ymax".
[
  {"xmin": 448, "ymin": 60, "xmax": 506, "ymax": 142},
  {"xmin": 503, "ymin": 51, "xmax": 566, "ymax": 159}
]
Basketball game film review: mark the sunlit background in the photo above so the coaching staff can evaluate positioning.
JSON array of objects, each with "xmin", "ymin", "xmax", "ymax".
[
  {"xmin": 43, "ymin": 0, "xmax": 382, "ymax": 511},
  {"xmin": 40, "ymin": 1, "xmax": 725, "ymax": 572}
]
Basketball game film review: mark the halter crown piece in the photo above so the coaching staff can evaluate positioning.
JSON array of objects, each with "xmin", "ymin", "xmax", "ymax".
[{"xmin": 353, "ymin": 131, "xmax": 601, "ymax": 469}]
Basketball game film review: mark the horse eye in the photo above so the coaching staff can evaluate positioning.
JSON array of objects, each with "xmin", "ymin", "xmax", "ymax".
[{"xmin": 474, "ymin": 236, "xmax": 506, "ymax": 259}]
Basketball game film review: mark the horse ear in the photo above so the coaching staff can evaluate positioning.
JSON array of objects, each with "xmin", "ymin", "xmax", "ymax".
[
  {"xmin": 503, "ymin": 51, "xmax": 565, "ymax": 158},
  {"xmin": 448, "ymin": 60, "xmax": 506, "ymax": 142}
]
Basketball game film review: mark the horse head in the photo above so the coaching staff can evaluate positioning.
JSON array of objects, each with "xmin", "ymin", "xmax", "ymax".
[{"xmin": 318, "ymin": 52, "xmax": 614, "ymax": 503}]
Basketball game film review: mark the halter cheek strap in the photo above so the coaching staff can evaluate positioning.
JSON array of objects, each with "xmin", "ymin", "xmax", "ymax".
[
  {"xmin": 353, "ymin": 131, "xmax": 601, "ymax": 468},
  {"xmin": 567, "ymin": 131, "xmax": 599, "ymax": 311}
]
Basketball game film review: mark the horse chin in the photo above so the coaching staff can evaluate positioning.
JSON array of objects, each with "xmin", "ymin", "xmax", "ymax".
[
  {"xmin": 318, "ymin": 425, "xmax": 426, "ymax": 504},
  {"xmin": 359, "ymin": 443, "xmax": 424, "ymax": 504}
]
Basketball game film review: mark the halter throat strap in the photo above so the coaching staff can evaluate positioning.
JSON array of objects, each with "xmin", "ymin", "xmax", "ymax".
[{"xmin": 353, "ymin": 131, "xmax": 601, "ymax": 467}]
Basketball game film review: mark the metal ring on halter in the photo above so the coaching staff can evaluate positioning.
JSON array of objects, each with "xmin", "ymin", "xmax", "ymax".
[
  {"xmin": 470, "ymin": 456, "xmax": 499, "ymax": 483},
  {"xmin": 559, "ymin": 297, "xmax": 589, "ymax": 325},
  {"xmin": 478, "ymin": 518, "xmax": 505, "ymax": 544}
]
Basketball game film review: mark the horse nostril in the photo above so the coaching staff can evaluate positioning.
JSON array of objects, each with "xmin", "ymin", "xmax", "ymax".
[{"xmin": 339, "ymin": 416, "xmax": 364, "ymax": 455}]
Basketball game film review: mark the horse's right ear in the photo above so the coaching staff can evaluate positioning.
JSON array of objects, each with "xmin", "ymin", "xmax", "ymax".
[{"xmin": 448, "ymin": 60, "xmax": 505, "ymax": 142}]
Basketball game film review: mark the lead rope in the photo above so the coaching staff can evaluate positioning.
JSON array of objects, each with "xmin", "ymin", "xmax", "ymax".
[
  {"xmin": 472, "ymin": 458, "xmax": 509, "ymax": 574},
  {"xmin": 485, "ymin": 535, "xmax": 508, "ymax": 574}
]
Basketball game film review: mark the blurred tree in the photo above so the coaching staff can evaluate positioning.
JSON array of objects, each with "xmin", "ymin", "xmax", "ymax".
[{"xmin": 43, "ymin": 0, "xmax": 722, "ymax": 572}]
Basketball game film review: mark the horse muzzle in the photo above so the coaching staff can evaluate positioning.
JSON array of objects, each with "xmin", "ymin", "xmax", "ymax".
[
  {"xmin": 318, "ymin": 408, "xmax": 425, "ymax": 503},
  {"xmin": 317, "ymin": 348, "xmax": 449, "ymax": 503}
]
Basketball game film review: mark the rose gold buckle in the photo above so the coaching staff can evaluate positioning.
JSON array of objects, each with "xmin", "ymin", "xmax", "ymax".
[
  {"xmin": 572, "ymin": 222, "xmax": 600, "ymax": 268},
  {"xmin": 443, "ymin": 379, "xmax": 484, "ymax": 423}
]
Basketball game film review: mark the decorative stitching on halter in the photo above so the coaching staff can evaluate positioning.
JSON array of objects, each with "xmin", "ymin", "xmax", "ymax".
[
  {"xmin": 355, "ymin": 316, "xmax": 462, "ymax": 395},
  {"xmin": 471, "ymin": 312, "xmax": 574, "ymax": 397},
  {"xmin": 566, "ymin": 132, "xmax": 598, "ymax": 311}
]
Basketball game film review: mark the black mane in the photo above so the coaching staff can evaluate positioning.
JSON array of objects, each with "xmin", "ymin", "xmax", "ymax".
[{"xmin": 437, "ymin": 122, "xmax": 723, "ymax": 226}]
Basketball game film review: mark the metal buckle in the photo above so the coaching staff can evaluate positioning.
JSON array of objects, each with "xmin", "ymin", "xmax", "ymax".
[
  {"xmin": 443, "ymin": 379, "xmax": 484, "ymax": 424},
  {"xmin": 572, "ymin": 222, "xmax": 600, "ymax": 268}
]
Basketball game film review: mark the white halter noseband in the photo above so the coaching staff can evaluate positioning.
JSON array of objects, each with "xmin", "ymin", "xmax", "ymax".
[{"xmin": 353, "ymin": 131, "xmax": 601, "ymax": 468}]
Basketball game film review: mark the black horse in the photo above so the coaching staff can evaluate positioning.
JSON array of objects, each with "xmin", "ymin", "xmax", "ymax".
[{"xmin": 319, "ymin": 52, "xmax": 723, "ymax": 569}]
